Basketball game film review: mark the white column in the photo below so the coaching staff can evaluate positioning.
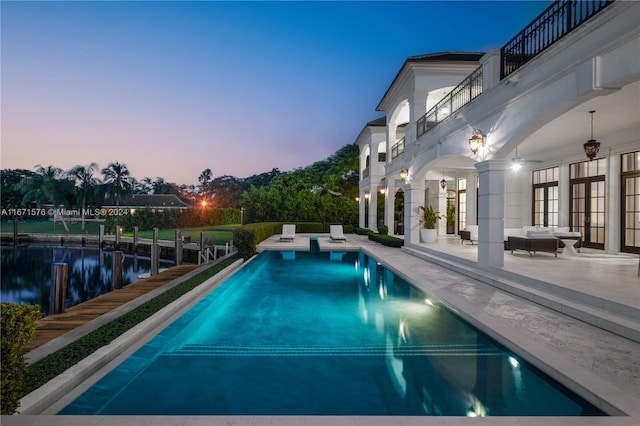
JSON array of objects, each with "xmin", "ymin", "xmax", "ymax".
[
  {"xmin": 407, "ymin": 95, "xmax": 427, "ymax": 146},
  {"xmin": 479, "ymin": 50, "xmax": 501, "ymax": 90},
  {"xmin": 475, "ymin": 160, "xmax": 508, "ymax": 269},
  {"xmin": 606, "ymin": 150, "xmax": 621, "ymax": 254},
  {"xmin": 404, "ymin": 182, "xmax": 425, "ymax": 246},
  {"xmin": 368, "ymin": 190, "xmax": 378, "ymax": 233},
  {"xmin": 558, "ymin": 161, "xmax": 571, "ymax": 227},
  {"xmin": 385, "ymin": 181, "xmax": 396, "ymax": 235},
  {"xmin": 358, "ymin": 189, "xmax": 366, "ymax": 229},
  {"xmin": 438, "ymin": 186, "xmax": 447, "ymax": 236},
  {"xmin": 466, "ymin": 171, "xmax": 478, "ymax": 225}
]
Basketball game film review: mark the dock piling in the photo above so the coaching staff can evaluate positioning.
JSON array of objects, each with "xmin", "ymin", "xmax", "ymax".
[
  {"xmin": 111, "ymin": 251, "xmax": 124, "ymax": 290},
  {"xmin": 50, "ymin": 263, "xmax": 68, "ymax": 314}
]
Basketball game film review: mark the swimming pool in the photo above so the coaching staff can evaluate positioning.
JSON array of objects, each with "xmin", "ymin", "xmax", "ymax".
[{"xmin": 60, "ymin": 250, "xmax": 604, "ymax": 416}]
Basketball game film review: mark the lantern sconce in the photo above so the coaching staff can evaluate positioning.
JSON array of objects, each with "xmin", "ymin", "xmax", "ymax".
[
  {"xmin": 583, "ymin": 110, "xmax": 601, "ymax": 161},
  {"xmin": 440, "ymin": 169, "xmax": 447, "ymax": 191},
  {"xmin": 399, "ymin": 169, "xmax": 409, "ymax": 181},
  {"xmin": 468, "ymin": 128, "xmax": 486, "ymax": 158}
]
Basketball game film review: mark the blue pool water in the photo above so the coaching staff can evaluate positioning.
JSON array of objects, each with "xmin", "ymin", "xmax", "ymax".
[{"xmin": 60, "ymin": 251, "xmax": 604, "ymax": 416}]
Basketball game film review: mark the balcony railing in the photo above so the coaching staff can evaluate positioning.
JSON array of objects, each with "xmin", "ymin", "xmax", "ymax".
[
  {"xmin": 391, "ymin": 137, "xmax": 405, "ymax": 159},
  {"xmin": 501, "ymin": 0, "xmax": 615, "ymax": 79},
  {"xmin": 416, "ymin": 66, "xmax": 483, "ymax": 139}
]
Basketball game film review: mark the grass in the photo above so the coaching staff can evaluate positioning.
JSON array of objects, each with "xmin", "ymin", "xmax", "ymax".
[
  {"xmin": 22, "ymin": 255, "xmax": 240, "ymax": 397},
  {"xmin": 1, "ymin": 220, "xmax": 103, "ymax": 235},
  {"xmin": 1, "ymin": 221, "xmax": 238, "ymax": 245},
  {"xmin": 125, "ymin": 225, "xmax": 239, "ymax": 245}
]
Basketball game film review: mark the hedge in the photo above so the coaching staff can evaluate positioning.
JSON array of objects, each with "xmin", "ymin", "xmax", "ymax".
[
  {"xmin": 233, "ymin": 222, "xmax": 324, "ymax": 258},
  {"xmin": 1, "ymin": 303, "xmax": 42, "ymax": 414},
  {"xmin": 368, "ymin": 233, "xmax": 404, "ymax": 248}
]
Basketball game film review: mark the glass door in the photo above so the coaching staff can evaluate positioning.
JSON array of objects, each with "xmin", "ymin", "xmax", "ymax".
[
  {"xmin": 621, "ymin": 151, "xmax": 640, "ymax": 254},
  {"xmin": 570, "ymin": 159, "xmax": 606, "ymax": 249}
]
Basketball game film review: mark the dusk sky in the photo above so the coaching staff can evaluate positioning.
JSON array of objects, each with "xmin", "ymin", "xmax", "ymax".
[{"xmin": 1, "ymin": 1, "xmax": 550, "ymax": 185}]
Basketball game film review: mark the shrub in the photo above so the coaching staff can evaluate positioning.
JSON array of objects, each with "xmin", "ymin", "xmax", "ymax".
[
  {"xmin": 378, "ymin": 225, "xmax": 388, "ymax": 235},
  {"xmin": 233, "ymin": 222, "xmax": 323, "ymax": 258},
  {"xmin": 1, "ymin": 303, "xmax": 41, "ymax": 414},
  {"xmin": 368, "ymin": 233, "xmax": 404, "ymax": 248},
  {"xmin": 354, "ymin": 227, "xmax": 373, "ymax": 235}
]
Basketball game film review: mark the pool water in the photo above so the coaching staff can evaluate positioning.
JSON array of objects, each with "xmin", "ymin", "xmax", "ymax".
[{"xmin": 60, "ymin": 251, "xmax": 604, "ymax": 416}]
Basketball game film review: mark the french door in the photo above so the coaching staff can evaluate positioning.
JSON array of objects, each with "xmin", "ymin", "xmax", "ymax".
[
  {"xmin": 570, "ymin": 159, "xmax": 606, "ymax": 249},
  {"xmin": 621, "ymin": 151, "xmax": 640, "ymax": 254}
]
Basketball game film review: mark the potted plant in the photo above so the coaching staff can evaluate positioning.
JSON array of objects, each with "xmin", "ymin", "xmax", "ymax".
[
  {"xmin": 419, "ymin": 205, "xmax": 441, "ymax": 243},
  {"xmin": 446, "ymin": 205, "xmax": 455, "ymax": 234}
]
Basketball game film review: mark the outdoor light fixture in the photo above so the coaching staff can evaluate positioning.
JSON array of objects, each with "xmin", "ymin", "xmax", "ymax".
[
  {"xmin": 440, "ymin": 169, "xmax": 447, "ymax": 190},
  {"xmin": 468, "ymin": 129, "xmax": 486, "ymax": 157},
  {"xmin": 400, "ymin": 169, "xmax": 408, "ymax": 180},
  {"xmin": 364, "ymin": 193, "xmax": 370, "ymax": 200},
  {"xmin": 355, "ymin": 197, "xmax": 360, "ymax": 202},
  {"xmin": 380, "ymin": 188, "xmax": 386, "ymax": 195},
  {"xmin": 583, "ymin": 110, "xmax": 600, "ymax": 161},
  {"xmin": 511, "ymin": 146, "xmax": 522, "ymax": 172}
]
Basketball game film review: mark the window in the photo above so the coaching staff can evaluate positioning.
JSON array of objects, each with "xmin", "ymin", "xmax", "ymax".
[
  {"xmin": 457, "ymin": 178, "xmax": 467, "ymax": 231},
  {"xmin": 532, "ymin": 167, "xmax": 559, "ymax": 227}
]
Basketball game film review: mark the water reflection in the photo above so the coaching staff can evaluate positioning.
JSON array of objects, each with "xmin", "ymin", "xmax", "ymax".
[{"xmin": 1, "ymin": 246, "xmax": 172, "ymax": 316}]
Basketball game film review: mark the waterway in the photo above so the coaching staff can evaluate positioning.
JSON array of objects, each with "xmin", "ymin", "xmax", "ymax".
[{"xmin": 1, "ymin": 245, "xmax": 172, "ymax": 316}]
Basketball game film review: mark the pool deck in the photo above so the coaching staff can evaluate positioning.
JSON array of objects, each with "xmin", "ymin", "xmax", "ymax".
[{"xmin": 4, "ymin": 233, "xmax": 639, "ymax": 426}]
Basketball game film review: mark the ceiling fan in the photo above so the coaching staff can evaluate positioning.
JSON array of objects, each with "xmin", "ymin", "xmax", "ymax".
[{"xmin": 511, "ymin": 146, "xmax": 542, "ymax": 171}]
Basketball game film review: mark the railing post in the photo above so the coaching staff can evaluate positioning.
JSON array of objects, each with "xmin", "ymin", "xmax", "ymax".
[
  {"xmin": 175, "ymin": 230, "xmax": 183, "ymax": 266},
  {"xmin": 151, "ymin": 243, "xmax": 159, "ymax": 275},
  {"xmin": 50, "ymin": 263, "xmax": 68, "ymax": 314}
]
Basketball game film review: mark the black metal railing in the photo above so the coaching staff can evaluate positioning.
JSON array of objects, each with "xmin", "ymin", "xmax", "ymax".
[
  {"xmin": 391, "ymin": 137, "xmax": 405, "ymax": 159},
  {"xmin": 501, "ymin": 0, "xmax": 615, "ymax": 79},
  {"xmin": 416, "ymin": 66, "xmax": 483, "ymax": 139}
]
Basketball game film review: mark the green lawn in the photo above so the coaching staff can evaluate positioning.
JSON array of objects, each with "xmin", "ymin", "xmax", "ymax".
[
  {"xmin": 0, "ymin": 220, "xmax": 103, "ymax": 235},
  {"xmin": 124, "ymin": 225, "xmax": 239, "ymax": 245},
  {"xmin": 1, "ymin": 221, "xmax": 238, "ymax": 245}
]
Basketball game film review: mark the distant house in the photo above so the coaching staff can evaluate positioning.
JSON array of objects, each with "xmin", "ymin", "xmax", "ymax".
[{"xmin": 103, "ymin": 194, "xmax": 191, "ymax": 213}]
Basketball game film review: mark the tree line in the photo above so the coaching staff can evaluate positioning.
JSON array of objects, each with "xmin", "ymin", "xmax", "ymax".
[{"xmin": 1, "ymin": 144, "xmax": 360, "ymax": 226}]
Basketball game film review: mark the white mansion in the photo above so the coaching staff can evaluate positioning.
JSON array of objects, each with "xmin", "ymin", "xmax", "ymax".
[{"xmin": 356, "ymin": 0, "xmax": 639, "ymax": 269}]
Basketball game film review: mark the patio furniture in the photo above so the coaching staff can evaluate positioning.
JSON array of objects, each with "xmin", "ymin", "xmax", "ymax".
[
  {"xmin": 279, "ymin": 224, "xmax": 296, "ymax": 242},
  {"xmin": 508, "ymin": 236, "xmax": 559, "ymax": 257},
  {"xmin": 329, "ymin": 225, "xmax": 347, "ymax": 243},
  {"xmin": 559, "ymin": 238, "xmax": 579, "ymax": 256},
  {"xmin": 460, "ymin": 225, "xmax": 478, "ymax": 245}
]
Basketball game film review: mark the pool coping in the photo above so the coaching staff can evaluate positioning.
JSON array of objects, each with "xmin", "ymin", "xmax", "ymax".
[{"xmin": 12, "ymin": 244, "xmax": 640, "ymax": 424}]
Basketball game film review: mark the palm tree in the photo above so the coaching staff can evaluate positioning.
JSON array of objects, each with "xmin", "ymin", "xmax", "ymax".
[
  {"xmin": 68, "ymin": 163, "xmax": 100, "ymax": 230},
  {"xmin": 101, "ymin": 162, "xmax": 132, "ymax": 207},
  {"xmin": 19, "ymin": 165, "xmax": 75, "ymax": 231}
]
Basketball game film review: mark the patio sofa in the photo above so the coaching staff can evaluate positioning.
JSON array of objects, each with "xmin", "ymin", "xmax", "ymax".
[
  {"xmin": 507, "ymin": 235, "xmax": 560, "ymax": 257},
  {"xmin": 461, "ymin": 225, "xmax": 582, "ymax": 253}
]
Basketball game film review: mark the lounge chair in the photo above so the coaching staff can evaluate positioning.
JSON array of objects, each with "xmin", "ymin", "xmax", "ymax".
[
  {"xmin": 279, "ymin": 224, "xmax": 296, "ymax": 242},
  {"xmin": 329, "ymin": 225, "xmax": 347, "ymax": 243}
]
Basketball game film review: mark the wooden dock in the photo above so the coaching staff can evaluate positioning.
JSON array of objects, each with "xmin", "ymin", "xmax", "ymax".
[{"xmin": 24, "ymin": 264, "xmax": 200, "ymax": 352}]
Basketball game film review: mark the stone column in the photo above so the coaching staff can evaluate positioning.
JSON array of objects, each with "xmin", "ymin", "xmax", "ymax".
[
  {"xmin": 385, "ymin": 181, "xmax": 396, "ymax": 235},
  {"xmin": 368, "ymin": 190, "xmax": 378, "ymax": 233},
  {"xmin": 404, "ymin": 181, "xmax": 425, "ymax": 246},
  {"xmin": 467, "ymin": 171, "xmax": 478, "ymax": 226},
  {"xmin": 358, "ymin": 190, "xmax": 366, "ymax": 229},
  {"xmin": 475, "ymin": 160, "xmax": 508, "ymax": 269}
]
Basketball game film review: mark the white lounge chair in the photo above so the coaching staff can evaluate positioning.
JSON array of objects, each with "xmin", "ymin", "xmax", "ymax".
[
  {"xmin": 280, "ymin": 224, "xmax": 296, "ymax": 242},
  {"xmin": 329, "ymin": 225, "xmax": 347, "ymax": 243}
]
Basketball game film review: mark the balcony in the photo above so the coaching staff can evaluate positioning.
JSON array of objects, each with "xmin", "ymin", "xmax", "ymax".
[
  {"xmin": 391, "ymin": 137, "xmax": 405, "ymax": 159},
  {"xmin": 416, "ymin": 66, "xmax": 483, "ymax": 139},
  {"xmin": 501, "ymin": 0, "xmax": 615, "ymax": 79}
]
